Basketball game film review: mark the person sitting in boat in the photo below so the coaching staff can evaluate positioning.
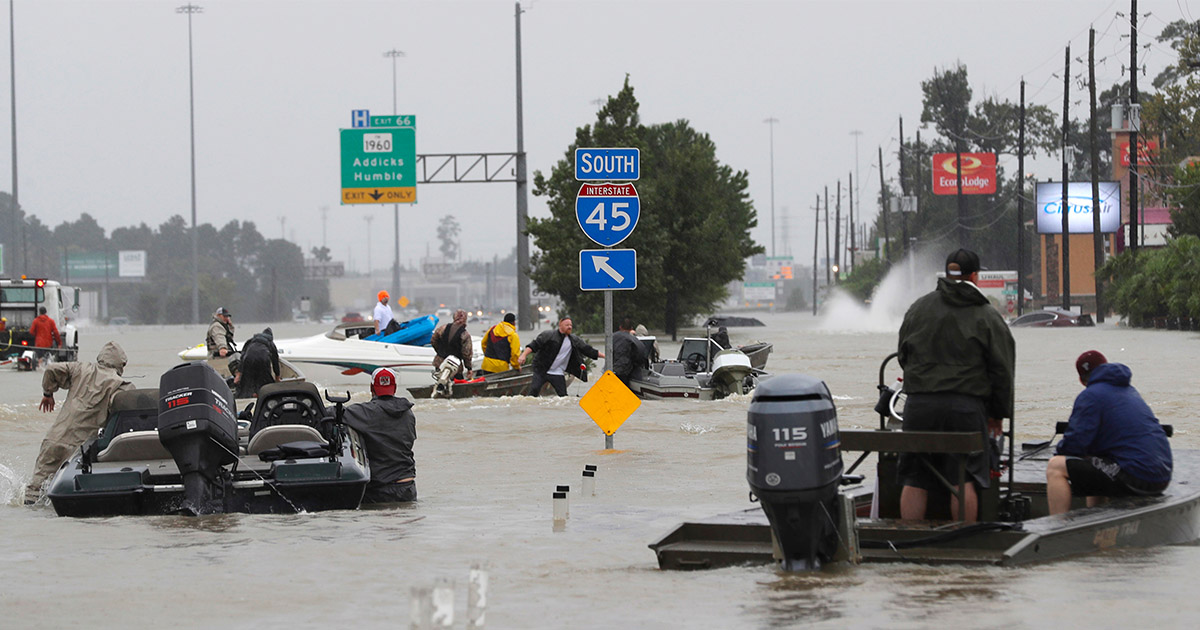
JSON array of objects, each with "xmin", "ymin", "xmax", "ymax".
[
  {"xmin": 374, "ymin": 291, "xmax": 398, "ymax": 335},
  {"xmin": 611, "ymin": 317, "xmax": 648, "ymax": 389},
  {"xmin": 896, "ymin": 249, "xmax": 1015, "ymax": 523},
  {"xmin": 431, "ymin": 309, "xmax": 473, "ymax": 378},
  {"xmin": 206, "ymin": 307, "xmax": 236, "ymax": 358},
  {"xmin": 233, "ymin": 327, "xmax": 280, "ymax": 398},
  {"xmin": 519, "ymin": 317, "xmax": 604, "ymax": 397},
  {"xmin": 635, "ymin": 323, "xmax": 660, "ymax": 362},
  {"xmin": 711, "ymin": 326, "xmax": 732, "ymax": 350},
  {"xmin": 326, "ymin": 367, "xmax": 417, "ymax": 503},
  {"xmin": 480, "ymin": 312, "xmax": 521, "ymax": 374},
  {"xmin": 30, "ymin": 306, "xmax": 62, "ymax": 367},
  {"xmin": 24, "ymin": 341, "xmax": 133, "ymax": 505},
  {"xmin": 1045, "ymin": 351, "xmax": 1172, "ymax": 515}
]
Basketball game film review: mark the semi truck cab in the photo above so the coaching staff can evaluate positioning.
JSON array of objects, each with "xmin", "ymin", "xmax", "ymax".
[{"xmin": 0, "ymin": 278, "xmax": 80, "ymax": 362}]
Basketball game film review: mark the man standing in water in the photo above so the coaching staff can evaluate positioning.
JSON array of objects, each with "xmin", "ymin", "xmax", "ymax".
[
  {"xmin": 326, "ymin": 367, "xmax": 417, "ymax": 503},
  {"xmin": 896, "ymin": 249, "xmax": 1015, "ymax": 522},
  {"xmin": 1045, "ymin": 351, "xmax": 1171, "ymax": 515},
  {"xmin": 519, "ymin": 317, "xmax": 604, "ymax": 397},
  {"xmin": 25, "ymin": 341, "xmax": 133, "ymax": 504}
]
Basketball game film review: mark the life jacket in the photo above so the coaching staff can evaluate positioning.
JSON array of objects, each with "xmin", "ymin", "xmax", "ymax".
[
  {"xmin": 483, "ymin": 324, "xmax": 513, "ymax": 362},
  {"xmin": 435, "ymin": 324, "xmax": 468, "ymax": 360}
]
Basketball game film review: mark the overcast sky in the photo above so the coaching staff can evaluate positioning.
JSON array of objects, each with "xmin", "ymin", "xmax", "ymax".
[{"xmin": 0, "ymin": 0, "xmax": 1183, "ymax": 274}]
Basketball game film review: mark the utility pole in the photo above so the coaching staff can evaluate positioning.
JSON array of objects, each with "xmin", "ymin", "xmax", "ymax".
[
  {"xmin": 824, "ymin": 186, "xmax": 830, "ymax": 286},
  {"xmin": 384, "ymin": 48, "xmax": 405, "ymax": 302},
  {"xmin": 1061, "ymin": 45, "xmax": 1072, "ymax": 310},
  {"xmin": 915, "ymin": 129, "xmax": 922, "ymax": 197},
  {"xmin": 320, "ymin": 206, "xmax": 328, "ymax": 249},
  {"xmin": 1089, "ymin": 27, "xmax": 1105, "ymax": 323},
  {"xmin": 514, "ymin": 2, "xmax": 532, "ymax": 330},
  {"xmin": 178, "ymin": 3, "xmax": 202, "ymax": 325},
  {"xmin": 278, "ymin": 216, "xmax": 286, "ymax": 240},
  {"xmin": 812, "ymin": 194, "xmax": 819, "ymax": 316},
  {"xmin": 834, "ymin": 180, "xmax": 841, "ymax": 281},
  {"xmin": 363, "ymin": 215, "xmax": 374, "ymax": 284},
  {"xmin": 1017, "ymin": 79, "xmax": 1026, "ymax": 317},
  {"xmin": 899, "ymin": 116, "xmax": 907, "ymax": 196},
  {"xmin": 1129, "ymin": 0, "xmax": 1140, "ymax": 251},
  {"xmin": 879, "ymin": 146, "xmax": 890, "ymax": 265},
  {"xmin": 765, "ymin": 117, "xmax": 779, "ymax": 257},
  {"xmin": 8, "ymin": 0, "xmax": 17, "ymax": 276},
  {"xmin": 848, "ymin": 172, "xmax": 855, "ymax": 275}
]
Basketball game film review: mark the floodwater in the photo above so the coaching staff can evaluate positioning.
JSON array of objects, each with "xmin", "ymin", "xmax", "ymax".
[{"xmin": 2, "ymin": 300, "xmax": 1199, "ymax": 628}]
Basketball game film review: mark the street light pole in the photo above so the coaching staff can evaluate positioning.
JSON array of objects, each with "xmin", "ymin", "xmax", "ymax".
[
  {"xmin": 764, "ymin": 117, "xmax": 779, "ymax": 257},
  {"xmin": 850, "ymin": 130, "xmax": 862, "ymax": 260},
  {"xmin": 363, "ymin": 214, "xmax": 374, "ymax": 285},
  {"xmin": 383, "ymin": 48, "xmax": 405, "ymax": 303},
  {"xmin": 8, "ymin": 0, "xmax": 18, "ymax": 276},
  {"xmin": 177, "ymin": 4, "xmax": 202, "ymax": 325},
  {"xmin": 514, "ymin": 2, "xmax": 532, "ymax": 331}
]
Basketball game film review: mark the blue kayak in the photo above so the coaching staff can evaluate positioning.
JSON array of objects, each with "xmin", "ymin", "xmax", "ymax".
[{"xmin": 364, "ymin": 314, "xmax": 439, "ymax": 346}]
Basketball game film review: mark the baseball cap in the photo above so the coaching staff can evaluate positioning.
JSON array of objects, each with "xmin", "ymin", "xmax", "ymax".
[
  {"xmin": 378, "ymin": 290, "xmax": 389, "ymax": 302},
  {"xmin": 371, "ymin": 367, "xmax": 398, "ymax": 397},
  {"xmin": 1075, "ymin": 350, "xmax": 1107, "ymax": 383},
  {"xmin": 945, "ymin": 249, "xmax": 981, "ymax": 278},
  {"xmin": 215, "ymin": 307, "xmax": 231, "ymax": 317}
]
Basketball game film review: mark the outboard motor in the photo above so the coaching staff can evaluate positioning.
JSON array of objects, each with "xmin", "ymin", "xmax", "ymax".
[
  {"xmin": 747, "ymin": 374, "xmax": 844, "ymax": 571},
  {"xmin": 158, "ymin": 362, "xmax": 239, "ymax": 515},
  {"xmin": 432, "ymin": 355, "xmax": 463, "ymax": 398}
]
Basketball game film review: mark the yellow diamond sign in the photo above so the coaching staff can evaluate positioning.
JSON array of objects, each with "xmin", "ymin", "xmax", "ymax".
[
  {"xmin": 579, "ymin": 370, "xmax": 641, "ymax": 435},
  {"xmin": 398, "ymin": 295, "xmax": 410, "ymax": 308}
]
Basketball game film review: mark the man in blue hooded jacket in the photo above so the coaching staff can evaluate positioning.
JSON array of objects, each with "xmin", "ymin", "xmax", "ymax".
[{"xmin": 1046, "ymin": 350, "xmax": 1172, "ymax": 515}]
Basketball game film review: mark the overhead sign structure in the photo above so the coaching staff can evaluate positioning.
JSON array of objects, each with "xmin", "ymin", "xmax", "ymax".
[
  {"xmin": 575, "ymin": 183, "xmax": 640, "ymax": 247},
  {"xmin": 578, "ymin": 370, "xmax": 642, "ymax": 436},
  {"xmin": 1035, "ymin": 182, "xmax": 1121, "ymax": 234},
  {"xmin": 743, "ymin": 282, "xmax": 776, "ymax": 302},
  {"xmin": 340, "ymin": 110, "xmax": 417, "ymax": 205},
  {"xmin": 931, "ymin": 152, "xmax": 997, "ymax": 195},
  {"xmin": 575, "ymin": 147, "xmax": 640, "ymax": 181},
  {"xmin": 580, "ymin": 249, "xmax": 636, "ymax": 291}
]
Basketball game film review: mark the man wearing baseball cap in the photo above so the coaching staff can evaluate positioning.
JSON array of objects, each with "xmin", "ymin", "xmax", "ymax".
[
  {"xmin": 896, "ymin": 248, "xmax": 1015, "ymax": 522},
  {"xmin": 327, "ymin": 367, "xmax": 417, "ymax": 503},
  {"xmin": 206, "ymin": 307, "xmax": 236, "ymax": 358},
  {"xmin": 1046, "ymin": 350, "xmax": 1172, "ymax": 515}
]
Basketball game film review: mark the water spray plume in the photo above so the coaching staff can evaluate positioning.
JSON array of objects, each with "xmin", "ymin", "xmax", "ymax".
[{"xmin": 817, "ymin": 250, "xmax": 943, "ymax": 333}]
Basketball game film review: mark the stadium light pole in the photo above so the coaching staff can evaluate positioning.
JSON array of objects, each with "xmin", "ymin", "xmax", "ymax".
[
  {"xmin": 178, "ymin": 4, "xmax": 202, "ymax": 325},
  {"xmin": 764, "ymin": 117, "xmax": 779, "ymax": 257},
  {"xmin": 384, "ymin": 48, "xmax": 404, "ymax": 304}
]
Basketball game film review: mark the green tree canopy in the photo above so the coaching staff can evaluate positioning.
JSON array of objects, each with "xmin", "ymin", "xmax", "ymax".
[{"xmin": 529, "ymin": 77, "xmax": 763, "ymax": 337}]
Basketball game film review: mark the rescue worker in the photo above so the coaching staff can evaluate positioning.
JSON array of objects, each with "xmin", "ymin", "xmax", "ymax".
[
  {"xmin": 518, "ymin": 317, "xmax": 604, "ymax": 397},
  {"xmin": 234, "ymin": 327, "xmax": 280, "ymax": 398},
  {"xmin": 610, "ymin": 317, "xmax": 648, "ymax": 389},
  {"xmin": 326, "ymin": 367, "xmax": 417, "ymax": 503},
  {"xmin": 430, "ymin": 309, "xmax": 473, "ymax": 378},
  {"xmin": 24, "ymin": 341, "xmax": 133, "ymax": 504},
  {"xmin": 480, "ymin": 312, "xmax": 521, "ymax": 374},
  {"xmin": 29, "ymin": 306, "xmax": 62, "ymax": 367},
  {"xmin": 206, "ymin": 307, "xmax": 236, "ymax": 358}
]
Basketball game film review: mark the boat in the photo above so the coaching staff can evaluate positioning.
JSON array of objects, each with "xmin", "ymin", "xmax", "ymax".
[
  {"xmin": 1010, "ymin": 308, "xmax": 1096, "ymax": 327},
  {"xmin": 703, "ymin": 315, "xmax": 765, "ymax": 327},
  {"xmin": 628, "ymin": 336, "xmax": 763, "ymax": 400},
  {"xmin": 407, "ymin": 365, "xmax": 537, "ymax": 399},
  {"xmin": 180, "ymin": 321, "xmax": 436, "ymax": 378},
  {"xmin": 675, "ymin": 335, "xmax": 772, "ymax": 372},
  {"xmin": 46, "ymin": 366, "xmax": 369, "ymax": 517},
  {"xmin": 365, "ymin": 314, "xmax": 438, "ymax": 346},
  {"xmin": 649, "ymin": 354, "xmax": 1199, "ymax": 569}
]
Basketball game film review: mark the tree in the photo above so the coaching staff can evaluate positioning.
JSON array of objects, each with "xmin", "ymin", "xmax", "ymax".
[
  {"xmin": 529, "ymin": 77, "xmax": 763, "ymax": 337},
  {"xmin": 437, "ymin": 215, "xmax": 460, "ymax": 261}
]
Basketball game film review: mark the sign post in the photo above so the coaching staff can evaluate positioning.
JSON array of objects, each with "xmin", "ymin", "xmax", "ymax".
[{"xmin": 575, "ymin": 148, "xmax": 640, "ymax": 448}]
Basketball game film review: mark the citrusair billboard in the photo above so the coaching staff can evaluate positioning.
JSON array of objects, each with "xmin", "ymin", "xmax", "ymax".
[{"xmin": 1035, "ymin": 182, "xmax": 1120, "ymax": 234}]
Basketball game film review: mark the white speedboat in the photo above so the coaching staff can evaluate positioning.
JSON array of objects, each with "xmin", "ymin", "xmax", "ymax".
[{"xmin": 180, "ymin": 322, "xmax": 436, "ymax": 379}]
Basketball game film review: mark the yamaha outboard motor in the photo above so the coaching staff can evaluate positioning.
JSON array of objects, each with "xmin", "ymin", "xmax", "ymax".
[
  {"xmin": 158, "ymin": 362, "xmax": 239, "ymax": 515},
  {"xmin": 747, "ymin": 374, "xmax": 844, "ymax": 571}
]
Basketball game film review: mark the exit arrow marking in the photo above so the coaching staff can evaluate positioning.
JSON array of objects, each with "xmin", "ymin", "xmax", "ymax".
[
  {"xmin": 593, "ymin": 255, "xmax": 624, "ymax": 283},
  {"xmin": 369, "ymin": 189, "xmax": 383, "ymax": 200}
]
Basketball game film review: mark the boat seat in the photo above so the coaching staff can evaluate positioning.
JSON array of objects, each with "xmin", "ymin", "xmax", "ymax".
[
  {"xmin": 659, "ymin": 362, "xmax": 687, "ymax": 377},
  {"xmin": 247, "ymin": 425, "xmax": 328, "ymax": 455},
  {"xmin": 96, "ymin": 430, "xmax": 172, "ymax": 462}
]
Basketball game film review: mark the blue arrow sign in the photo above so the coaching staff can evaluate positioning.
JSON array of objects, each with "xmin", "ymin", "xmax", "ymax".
[
  {"xmin": 575, "ymin": 147, "xmax": 640, "ymax": 181},
  {"xmin": 580, "ymin": 249, "xmax": 636, "ymax": 291},
  {"xmin": 576, "ymin": 183, "xmax": 639, "ymax": 247}
]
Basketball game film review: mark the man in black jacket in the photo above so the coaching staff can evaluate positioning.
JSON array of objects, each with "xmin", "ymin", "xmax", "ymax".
[
  {"xmin": 326, "ymin": 367, "xmax": 417, "ymax": 503},
  {"xmin": 610, "ymin": 317, "xmax": 647, "ymax": 389},
  {"xmin": 518, "ymin": 317, "xmax": 604, "ymax": 397},
  {"xmin": 234, "ymin": 327, "xmax": 280, "ymax": 398}
]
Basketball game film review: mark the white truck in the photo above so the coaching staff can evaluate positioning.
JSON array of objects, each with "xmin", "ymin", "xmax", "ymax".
[{"xmin": 0, "ymin": 278, "xmax": 81, "ymax": 364}]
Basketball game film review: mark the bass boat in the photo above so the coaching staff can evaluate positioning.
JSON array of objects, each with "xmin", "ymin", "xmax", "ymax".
[
  {"xmin": 46, "ymin": 363, "xmax": 369, "ymax": 517},
  {"xmin": 650, "ymin": 354, "xmax": 1200, "ymax": 569},
  {"xmin": 628, "ymin": 336, "xmax": 764, "ymax": 400}
]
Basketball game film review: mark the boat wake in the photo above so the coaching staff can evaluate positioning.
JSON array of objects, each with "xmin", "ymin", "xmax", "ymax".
[{"xmin": 817, "ymin": 251, "xmax": 942, "ymax": 333}]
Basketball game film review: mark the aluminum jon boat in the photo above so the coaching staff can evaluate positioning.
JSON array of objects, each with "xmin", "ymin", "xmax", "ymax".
[{"xmin": 649, "ymin": 355, "xmax": 1200, "ymax": 569}]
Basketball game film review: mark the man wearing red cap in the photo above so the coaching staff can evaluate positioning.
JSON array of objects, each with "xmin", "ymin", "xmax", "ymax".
[
  {"xmin": 1046, "ymin": 350, "xmax": 1172, "ymax": 515},
  {"xmin": 896, "ymin": 248, "xmax": 1015, "ymax": 522},
  {"xmin": 327, "ymin": 367, "xmax": 417, "ymax": 503}
]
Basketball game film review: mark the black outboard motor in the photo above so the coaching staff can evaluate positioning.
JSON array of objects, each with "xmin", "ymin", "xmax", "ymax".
[
  {"xmin": 158, "ymin": 362, "xmax": 239, "ymax": 515},
  {"xmin": 747, "ymin": 374, "xmax": 844, "ymax": 571}
]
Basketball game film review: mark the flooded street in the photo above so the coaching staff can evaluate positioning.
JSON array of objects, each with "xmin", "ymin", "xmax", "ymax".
[{"xmin": 2, "ymin": 310, "xmax": 1199, "ymax": 628}]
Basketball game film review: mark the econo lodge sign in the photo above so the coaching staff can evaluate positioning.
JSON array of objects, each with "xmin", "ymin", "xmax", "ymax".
[{"xmin": 932, "ymin": 152, "xmax": 997, "ymax": 195}]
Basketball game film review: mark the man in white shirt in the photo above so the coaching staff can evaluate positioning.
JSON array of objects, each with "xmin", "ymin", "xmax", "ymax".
[
  {"xmin": 374, "ymin": 290, "xmax": 394, "ymax": 334},
  {"xmin": 519, "ymin": 318, "xmax": 604, "ymax": 396}
]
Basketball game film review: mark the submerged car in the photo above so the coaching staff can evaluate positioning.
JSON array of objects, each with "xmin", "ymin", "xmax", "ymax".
[{"xmin": 1009, "ymin": 309, "xmax": 1095, "ymax": 327}]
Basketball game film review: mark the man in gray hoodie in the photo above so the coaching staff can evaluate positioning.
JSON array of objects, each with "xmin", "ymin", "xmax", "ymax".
[
  {"xmin": 326, "ymin": 367, "xmax": 417, "ymax": 503},
  {"xmin": 25, "ymin": 342, "xmax": 133, "ymax": 504}
]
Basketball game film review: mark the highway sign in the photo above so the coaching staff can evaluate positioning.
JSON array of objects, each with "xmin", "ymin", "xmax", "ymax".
[
  {"xmin": 578, "ymin": 370, "xmax": 641, "ymax": 436},
  {"xmin": 576, "ymin": 183, "xmax": 639, "ymax": 246},
  {"xmin": 575, "ymin": 147, "xmax": 640, "ymax": 181},
  {"xmin": 580, "ymin": 249, "xmax": 636, "ymax": 291},
  {"xmin": 351, "ymin": 109, "xmax": 370, "ymax": 128},
  {"xmin": 340, "ymin": 125, "xmax": 417, "ymax": 204}
]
